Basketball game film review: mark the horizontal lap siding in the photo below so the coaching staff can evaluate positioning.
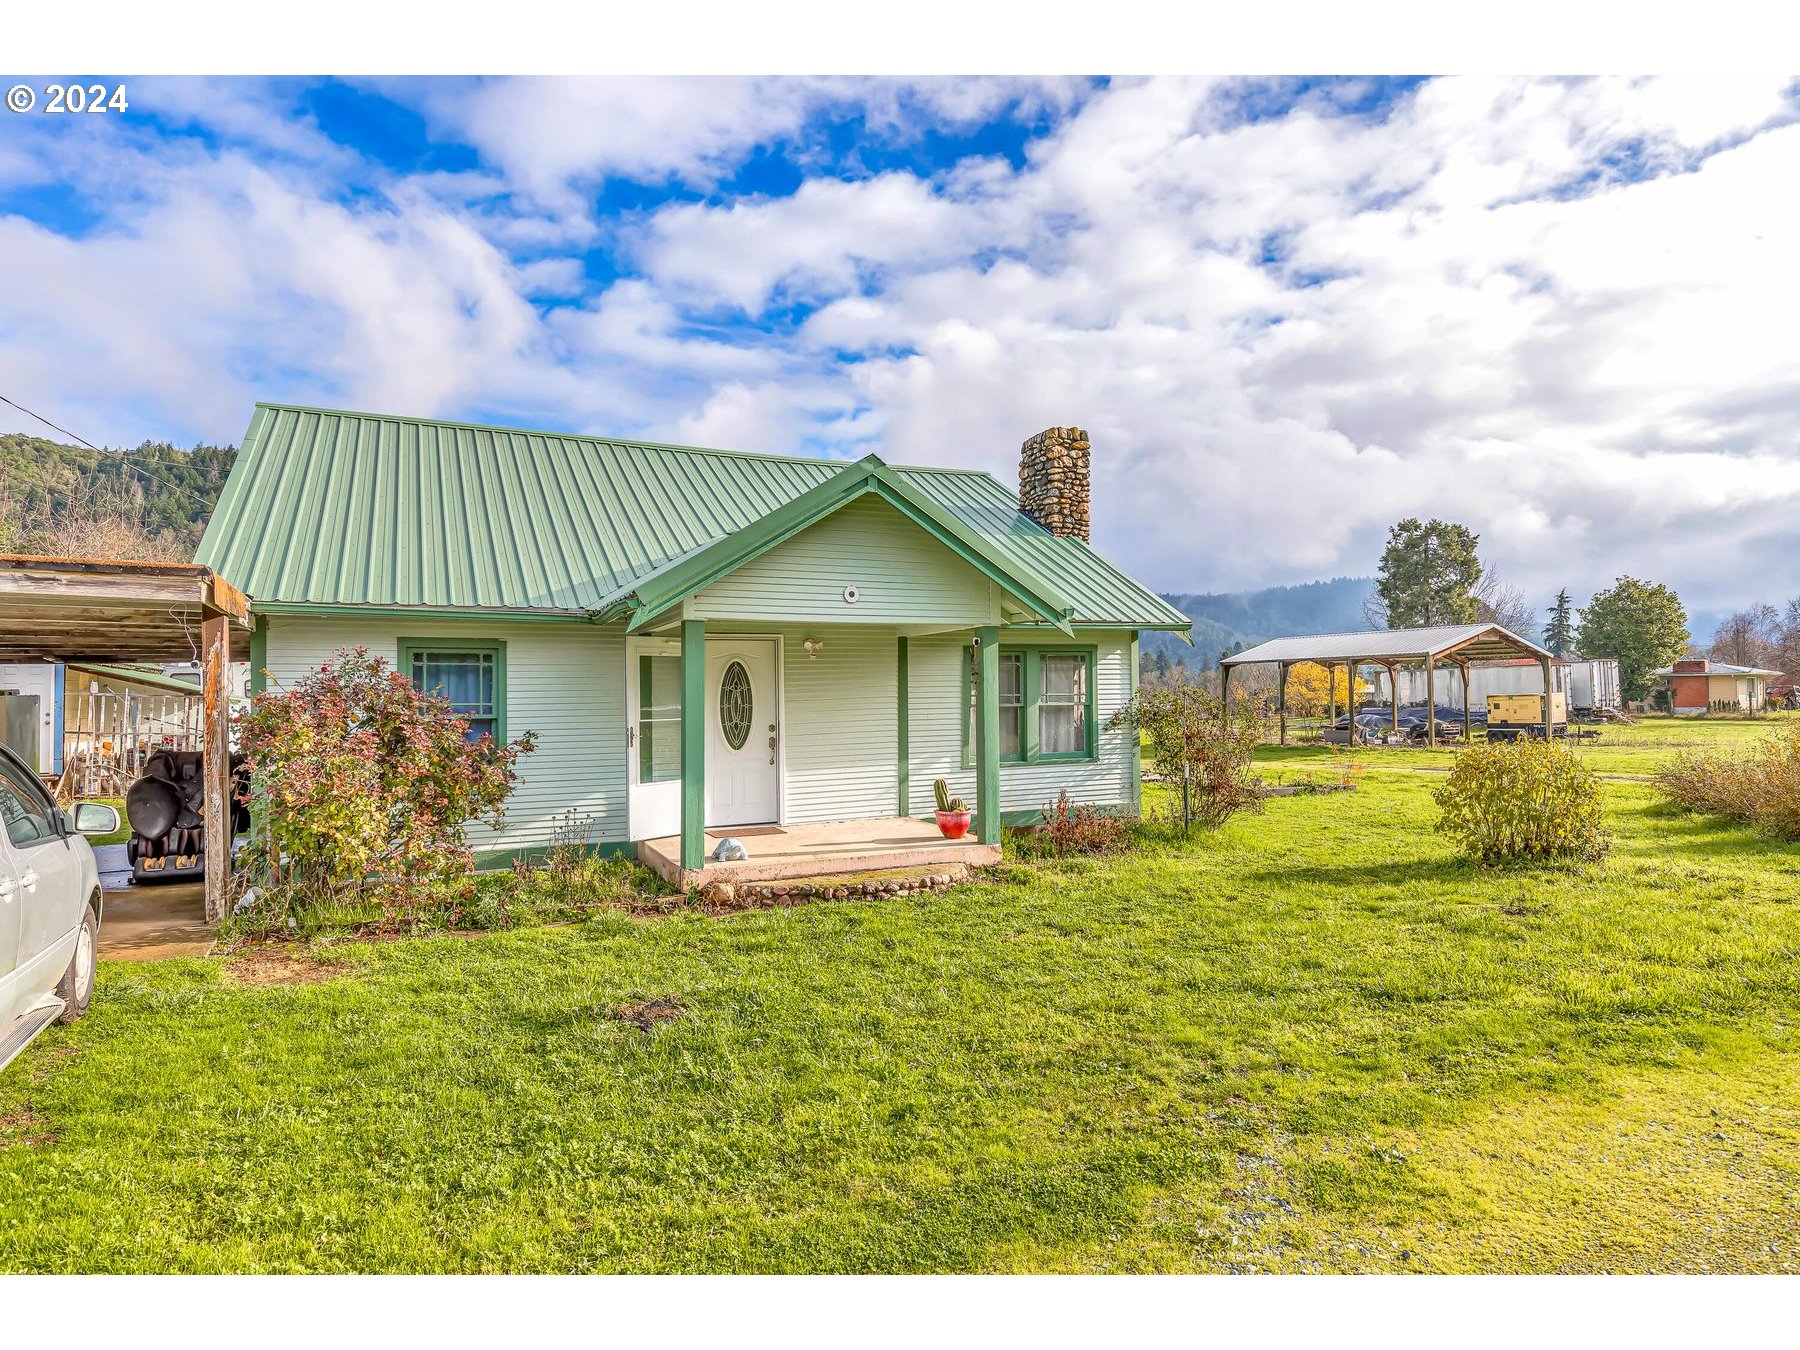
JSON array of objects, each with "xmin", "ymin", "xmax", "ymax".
[
  {"xmin": 772, "ymin": 626, "xmax": 899, "ymax": 824},
  {"xmin": 907, "ymin": 630, "xmax": 1136, "ymax": 814},
  {"xmin": 263, "ymin": 616, "xmax": 626, "ymax": 852},
  {"xmin": 691, "ymin": 497, "xmax": 996, "ymax": 627}
]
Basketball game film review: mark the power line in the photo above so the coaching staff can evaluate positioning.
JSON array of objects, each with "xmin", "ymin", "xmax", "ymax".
[
  {"xmin": 1, "ymin": 392, "xmax": 219, "ymax": 509},
  {"xmin": 0, "ymin": 393, "xmax": 105, "ymax": 451}
]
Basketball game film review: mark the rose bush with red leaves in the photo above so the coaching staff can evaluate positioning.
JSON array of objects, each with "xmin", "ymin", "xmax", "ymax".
[{"xmin": 240, "ymin": 646, "xmax": 536, "ymax": 907}]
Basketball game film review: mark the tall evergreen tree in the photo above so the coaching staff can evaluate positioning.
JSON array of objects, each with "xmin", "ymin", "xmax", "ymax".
[
  {"xmin": 1542, "ymin": 588, "xmax": 1577, "ymax": 657},
  {"xmin": 1373, "ymin": 518, "xmax": 1483, "ymax": 628}
]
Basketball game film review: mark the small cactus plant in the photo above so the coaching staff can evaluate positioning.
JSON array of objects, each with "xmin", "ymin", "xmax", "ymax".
[{"xmin": 933, "ymin": 778, "xmax": 968, "ymax": 814}]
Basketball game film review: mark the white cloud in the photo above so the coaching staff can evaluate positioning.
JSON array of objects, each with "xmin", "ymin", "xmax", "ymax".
[
  {"xmin": 617, "ymin": 74, "xmax": 1800, "ymax": 610},
  {"xmin": 2, "ymin": 74, "xmax": 1797, "ymax": 618}
]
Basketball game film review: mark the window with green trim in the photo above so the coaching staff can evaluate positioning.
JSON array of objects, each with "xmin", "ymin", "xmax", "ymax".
[
  {"xmin": 964, "ymin": 645, "xmax": 1097, "ymax": 766},
  {"xmin": 401, "ymin": 639, "xmax": 505, "ymax": 744},
  {"xmin": 1037, "ymin": 652, "xmax": 1090, "ymax": 758}
]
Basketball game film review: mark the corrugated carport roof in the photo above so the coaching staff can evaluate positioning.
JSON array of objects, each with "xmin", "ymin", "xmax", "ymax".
[
  {"xmin": 1221, "ymin": 623, "xmax": 1550, "ymax": 667},
  {"xmin": 0, "ymin": 554, "xmax": 250, "ymax": 663}
]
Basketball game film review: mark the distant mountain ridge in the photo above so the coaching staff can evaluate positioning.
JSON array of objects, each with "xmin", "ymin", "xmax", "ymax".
[
  {"xmin": 0, "ymin": 432, "xmax": 235, "ymax": 556},
  {"xmin": 1143, "ymin": 577, "xmax": 1377, "ymax": 668}
]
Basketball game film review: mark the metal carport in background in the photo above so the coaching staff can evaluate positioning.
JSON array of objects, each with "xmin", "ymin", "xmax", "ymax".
[
  {"xmin": 1219, "ymin": 623, "xmax": 1557, "ymax": 748},
  {"xmin": 0, "ymin": 555, "xmax": 251, "ymax": 921}
]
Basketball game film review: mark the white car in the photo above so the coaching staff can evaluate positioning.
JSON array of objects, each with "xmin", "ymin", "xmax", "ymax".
[{"xmin": 0, "ymin": 743, "xmax": 116, "ymax": 1072}]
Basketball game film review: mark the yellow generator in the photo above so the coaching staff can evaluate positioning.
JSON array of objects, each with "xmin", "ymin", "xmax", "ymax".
[{"xmin": 1486, "ymin": 692, "xmax": 1567, "ymax": 742}]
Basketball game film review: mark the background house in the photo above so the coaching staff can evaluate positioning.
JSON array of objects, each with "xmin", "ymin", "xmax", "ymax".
[
  {"xmin": 196, "ymin": 406, "xmax": 1190, "ymax": 879},
  {"xmin": 1655, "ymin": 657, "xmax": 1783, "ymax": 714}
]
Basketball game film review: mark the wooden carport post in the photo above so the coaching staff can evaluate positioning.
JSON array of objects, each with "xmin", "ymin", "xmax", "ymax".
[
  {"xmin": 1277, "ymin": 662, "xmax": 1289, "ymax": 746},
  {"xmin": 1540, "ymin": 654, "xmax": 1554, "ymax": 741},
  {"xmin": 1425, "ymin": 657, "xmax": 1436, "ymax": 749},
  {"xmin": 1385, "ymin": 664, "xmax": 1399, "ymax": 740},
  {"xmin": 1460, "ymin": 661, "xmax": 1471, "ymax": 742},
  {"xmin": 202, "ymin": 607, "xmax": 232, "ymax": 922}
]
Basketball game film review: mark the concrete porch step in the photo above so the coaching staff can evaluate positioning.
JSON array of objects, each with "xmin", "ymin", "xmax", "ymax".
[{"xmin": 637, "ymin": 815, "xmax": 1001, "ymax": 890}]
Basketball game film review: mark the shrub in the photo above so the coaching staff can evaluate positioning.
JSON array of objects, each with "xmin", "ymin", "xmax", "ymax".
[
  {"xmin": 1655, "ymin": 747, "xmax": 1757, "ymax": 823},
  {"xmin": 1433, "ymin": 739, "xmax": 1609, "ymax": 863},
  {"xmin": 1031, "ymin": 789, "xmax": 1135, "ymax": 856},
  {"xmin": 1655, "ymin": 722, "xmax": 1800, "ymax": 841},
  {"xmin": 239, "ymin": 646, "xmax": 537, "ymax": 918},
  {"xmin": 1107, "ymin": 684, "xmax": 1268, "ymax": 831}
]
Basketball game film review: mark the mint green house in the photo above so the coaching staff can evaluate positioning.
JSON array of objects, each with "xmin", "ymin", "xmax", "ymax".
[{"xmin": 196, "ymin": 406, "xmax": 1188, "ymax": 882}]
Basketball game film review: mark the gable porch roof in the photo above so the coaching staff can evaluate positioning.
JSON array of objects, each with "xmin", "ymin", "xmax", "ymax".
[{"xmin": 602, "ymin": 455, "xmax": 1076, "ymax": 634}]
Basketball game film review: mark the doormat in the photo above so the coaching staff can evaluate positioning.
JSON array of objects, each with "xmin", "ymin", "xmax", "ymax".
[{"xmin": 707, "ymin": 826, "xmax": 785, "ymax": 838}]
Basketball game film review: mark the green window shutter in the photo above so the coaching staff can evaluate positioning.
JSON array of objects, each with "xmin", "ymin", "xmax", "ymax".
[{"xmin": 398, "ymin": 638, "xmax": 507, "ymax": 744}]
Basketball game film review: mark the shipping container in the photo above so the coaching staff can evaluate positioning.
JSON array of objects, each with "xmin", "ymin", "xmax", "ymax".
[
  {"xmin": 1566, "ymin": 659, "xmax": 1621, "ymax": 714},
  {"xmin": 1379, "ymin": 658, "xmax": 1621, "ymax": 716}
]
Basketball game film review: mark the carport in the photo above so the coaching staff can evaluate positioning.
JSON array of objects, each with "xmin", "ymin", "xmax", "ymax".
[
  {"xmin": 0, "ymin": 555, "xmax": 251, "ymax": 922},
  {"xmin": 1219, "ymin": 623, "xmax": 1556, "ymax": 748}
]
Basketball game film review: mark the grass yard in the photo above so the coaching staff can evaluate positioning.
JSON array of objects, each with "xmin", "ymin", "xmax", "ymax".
[{"xmin": 3, "ymin": 720, "xmax": 1798, "ymax": 1272}]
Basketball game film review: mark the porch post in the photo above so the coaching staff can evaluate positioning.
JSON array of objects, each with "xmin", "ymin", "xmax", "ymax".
[
  {"xmin": 1278, "ymin": 662, "xmax": 1289, "ymax": 746},
  {"xmin": 680, "ymin": 618, "xmax": 706, "ymax": 872},
  {"xmin": 896, "ymin": 636, "xmax": 910, "ymax": 817},
  {"xmin": 975, "ymin": 625, "xmax": 1001, "ymax": 845},
  {"xmin": 201, "ymin": 609, "xmax": 232, "ymax": 924}
]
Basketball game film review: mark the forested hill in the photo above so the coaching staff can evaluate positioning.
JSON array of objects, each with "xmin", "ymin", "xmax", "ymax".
[
  {"xmin": 1143, "ymin": 576, "xmax": 1376, "ymax": 669},
  {"xmin": 0, "ymin": 433, "xmax": 236, "ymax": 559}
]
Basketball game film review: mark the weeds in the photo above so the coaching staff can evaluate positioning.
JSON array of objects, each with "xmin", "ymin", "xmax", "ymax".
[
  {"xmin": 1023, "ymin": 790, "xmax": 1136, "ymax": 856},
  {"xmin": 1655, "ymin": 721, "xmax": 1800, "ymax": 841}
]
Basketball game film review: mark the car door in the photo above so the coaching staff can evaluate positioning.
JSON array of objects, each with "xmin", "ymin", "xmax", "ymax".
[
  {"xmin": 0, "ymin": 753, "xmax": 81, "ymax": 1023},
  {"xmin": 0, "ymin": 828, "xmax": 23, "ymax": 1019}
]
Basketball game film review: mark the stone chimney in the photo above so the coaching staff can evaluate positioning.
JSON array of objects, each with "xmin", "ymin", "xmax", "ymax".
[{"xmin": 1018, "ymin": 426, "xmax": 1091, "ymax": 543}]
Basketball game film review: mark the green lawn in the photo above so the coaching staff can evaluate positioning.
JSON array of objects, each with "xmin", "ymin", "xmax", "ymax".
[{"xmin": 3, "ymin": 721, "xmax": 1797, "ymax": 1272}]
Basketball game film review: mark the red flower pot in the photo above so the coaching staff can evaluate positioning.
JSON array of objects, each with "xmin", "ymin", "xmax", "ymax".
[{"xmin": 935, "ymin": 809, "xmax": 972, "ymax": 840}]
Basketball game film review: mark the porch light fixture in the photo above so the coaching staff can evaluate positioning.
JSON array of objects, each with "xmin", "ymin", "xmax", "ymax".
[{"xmin": 803, "ymin": 637, "xmax": 826, "ymax": 660}]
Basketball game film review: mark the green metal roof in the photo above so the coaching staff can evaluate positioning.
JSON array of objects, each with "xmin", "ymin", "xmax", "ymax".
[
  {"xmin": 66, "ymin": 663, "xmax": 205, "ymax": 696},
  {"xmin": 196, "ymin": 404, "xmax": 1191, "ymax": 631}
]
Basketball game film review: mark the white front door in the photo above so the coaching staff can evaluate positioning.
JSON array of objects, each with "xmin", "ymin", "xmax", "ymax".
[
  {"xmin": 626, "ymin": 637, "xmax": 683, "ymax": 841},
  {"xmin": 705, "ymin": 638, "xmax": 780, "ymax": 828}
]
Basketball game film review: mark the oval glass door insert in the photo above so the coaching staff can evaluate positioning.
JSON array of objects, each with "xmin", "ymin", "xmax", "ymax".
[{"xmin": 719, "ymin": 660, "xmax": 753, "ymax": 750}]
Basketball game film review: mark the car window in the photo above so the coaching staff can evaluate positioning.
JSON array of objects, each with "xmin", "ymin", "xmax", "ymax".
[{"xmin": 0, "ymin": 756, "xmax": 59, "ymax": 850}]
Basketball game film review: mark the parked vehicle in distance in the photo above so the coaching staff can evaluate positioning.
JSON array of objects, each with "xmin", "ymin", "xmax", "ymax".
[
  {"xmin": 0, "ymin": 742, "xmax": 115, "ymax": 1072},
  {"xmin": 1485, "ymin": 691, "xmax": 1568, "ymax": 742}
]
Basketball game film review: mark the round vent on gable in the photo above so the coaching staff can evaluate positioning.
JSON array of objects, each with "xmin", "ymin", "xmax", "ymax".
[{"xmin": 842, "ymin": 585, "xmax": 861, "ymax": 604}]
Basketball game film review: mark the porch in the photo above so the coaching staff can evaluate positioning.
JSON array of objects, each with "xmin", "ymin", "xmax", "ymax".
[{"xmin": 637, "ymin": 815, "xmax": 1001, "ymax": 890}]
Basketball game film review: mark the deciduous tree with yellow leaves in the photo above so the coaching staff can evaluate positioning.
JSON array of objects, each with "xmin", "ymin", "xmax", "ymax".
[{"xmin": 1282, "ymin": 662, "xmax": 1365, "ymax": 717}]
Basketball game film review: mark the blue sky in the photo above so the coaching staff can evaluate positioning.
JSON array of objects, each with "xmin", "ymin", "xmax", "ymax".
[{"xmin": 1, "ymin": 74, "xmax": 1797, "ymax": 622}]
